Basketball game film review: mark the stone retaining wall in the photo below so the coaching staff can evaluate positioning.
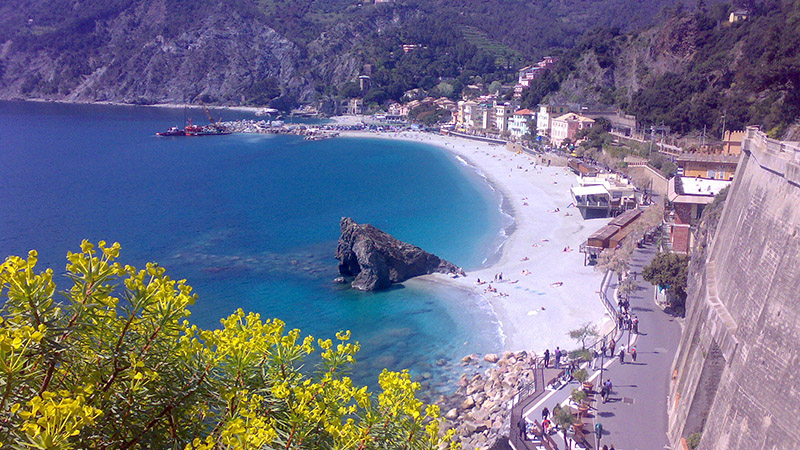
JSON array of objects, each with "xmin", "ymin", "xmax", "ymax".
[{"xmin": 668, "ymin": 127, "xmax": 800, "ymax": 450}]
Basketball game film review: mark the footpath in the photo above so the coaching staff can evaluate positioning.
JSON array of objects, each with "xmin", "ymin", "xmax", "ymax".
[{"xmin": 514, "ymin": 242, "xmax": 682, "ymax": 449}]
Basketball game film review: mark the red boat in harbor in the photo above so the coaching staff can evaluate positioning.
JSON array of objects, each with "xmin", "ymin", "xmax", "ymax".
[{"xmin": 156, "ymin": 105, "xmax": 231, "ymax": 136}]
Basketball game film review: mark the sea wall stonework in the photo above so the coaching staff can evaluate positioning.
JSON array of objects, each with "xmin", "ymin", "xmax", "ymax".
[{"xmin": 668, "ymin": 127, "xmax": 800, "ymax": 449}]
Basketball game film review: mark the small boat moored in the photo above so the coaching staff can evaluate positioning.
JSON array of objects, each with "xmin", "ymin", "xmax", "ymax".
[{"xmin": 156, "ymin": 126, "xmax": 186, "ymax": 136}]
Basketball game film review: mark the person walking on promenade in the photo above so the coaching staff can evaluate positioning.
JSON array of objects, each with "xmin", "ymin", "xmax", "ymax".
[
  {"xmin": 542, "ymin": 407, "xmax": 550, "ymax": 422},
  {"xmin": 633, "ymin": 315, "xmax": 639, "ymax": 334},
  {"xmin": 544, "ymin": 348, "xmax": 550, "ymax": 368},
  {"xmin": 618, "ymin": 348, "xmax": 625, "ymax": 364},
  {"xmin": 601, "ymin": 340, "xmax": 607, "ymax": 357},
  {"xmin": 631, "ymin": 346, "xmax": 637, "ymax": 362},
  {"xmin": 554, "ymin": 347, "xmax": 561, "ymax": 369},
  {"xmin": 518, "ymin": 417, "xmax": 526, "ymax": 439},
  {"xmin": 592, "ymin": 349, "xmax": 599, "ymax": 370},
  {"xmin": 608, "ymin": 339, "xmax": 616, "ymax": 357}
]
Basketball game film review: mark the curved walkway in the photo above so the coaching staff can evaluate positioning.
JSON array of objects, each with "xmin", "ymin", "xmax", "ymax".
[{"xmin": 509, "ymin": 242, "xmax": 682, "ymax": 449}]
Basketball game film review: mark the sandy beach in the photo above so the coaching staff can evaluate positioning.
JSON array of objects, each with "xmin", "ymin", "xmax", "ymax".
[{"xmin": 338, "ymin": 126, "xmax": 613, "ymax": 355}]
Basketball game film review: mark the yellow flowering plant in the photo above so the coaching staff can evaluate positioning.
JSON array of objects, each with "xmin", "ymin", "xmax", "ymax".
[{"xmin": 0, "ymin": 242, "xmax": 458, "ymax": 449}]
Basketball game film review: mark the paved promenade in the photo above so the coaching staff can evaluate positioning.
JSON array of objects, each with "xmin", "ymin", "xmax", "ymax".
[
  {"xmin": 594, "ymin": 243, "xmax": 682, "ymax": 449},
  {"xmin": 516, "ymin": 242, "xmax": 682, "ymax": 449}
]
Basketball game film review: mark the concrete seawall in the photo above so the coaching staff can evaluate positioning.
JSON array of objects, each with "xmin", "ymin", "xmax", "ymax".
[{"xmin": 668, "ymin": 127, "xmax": 800, "ymax": 449}]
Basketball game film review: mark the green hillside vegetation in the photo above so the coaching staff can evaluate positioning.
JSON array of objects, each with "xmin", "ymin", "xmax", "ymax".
[
  {"xmin": 0, "ymin": 0, "xmax": 689, "ymax": 105},
  {"xmin": 631, "ymin": 1, "xmax": 800, "ymax": 137},
  {"xmin": 460, "ymin": 26, "xmax": 522, "ymax": 68},
  {"xmin": 0, "ymin": 242, "xmax": 454, "ymax": 449},
  {"xmin": 522, "ymin": 0, "xmax": 800, "ymax": 137}
]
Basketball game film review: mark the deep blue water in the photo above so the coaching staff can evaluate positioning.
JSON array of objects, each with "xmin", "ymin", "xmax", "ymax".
[{"xmin": 0, "ymin": 101, "xmax": 504, "ymax": 396}]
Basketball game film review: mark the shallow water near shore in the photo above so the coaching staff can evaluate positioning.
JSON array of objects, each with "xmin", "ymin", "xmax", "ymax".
[{"xmin": 0, "ymin": 101, "xmax": 504, "ymax": 396}]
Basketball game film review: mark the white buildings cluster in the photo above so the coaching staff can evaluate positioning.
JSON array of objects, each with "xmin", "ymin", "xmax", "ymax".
[
  {"xmin": 368, "ymin": 55, "xmax": 601, "ymax": 146},
  {"xmin": 453, "ymin": 99, "xmax": 595, "ymax": 147}
]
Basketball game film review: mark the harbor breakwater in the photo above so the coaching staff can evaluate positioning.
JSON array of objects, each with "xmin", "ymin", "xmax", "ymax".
[{"xmin": 217, "ymin": 119, "xmax": 342, "ymax": 139}]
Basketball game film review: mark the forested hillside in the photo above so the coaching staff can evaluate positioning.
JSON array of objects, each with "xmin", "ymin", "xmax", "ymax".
[
  {"xmin": 522, "ymin": 0, "xmax": 800, "ymax": 138},
  {"xmin": 0, "ymin": 0, "xmax": 686, "ymax": 107}
]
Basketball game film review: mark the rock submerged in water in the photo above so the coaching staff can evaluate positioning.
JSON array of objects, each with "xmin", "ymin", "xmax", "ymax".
[{"xmin": 335, "ymin": 217, "xmax": 463, "ymax": 291}]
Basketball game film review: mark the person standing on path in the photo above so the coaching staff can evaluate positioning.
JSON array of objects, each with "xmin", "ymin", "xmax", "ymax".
[
  {"xmin": 554, "ymin": 347, "xmax": 561, "ymax": 369},
  {"xmin": 544, "ymin": 348, "xmax": 550, "ymax": 368},
  {"xmin": 631, "ymin": 346, "xmax": 637, "ymax": 362},
  {"xmin": 542, "ymin": 407, "xmax": 550, "ymax": 422},
  {"xmin": 618, "ymin": 348, "xmax": 625, "ymax": 364},
  {"xmin": 608, "ymin": 339, "xmax": 616, "ymax": 357},
  {"xmin": 592, "ymin": 349, "xmax": 599, "ymax": 370}
]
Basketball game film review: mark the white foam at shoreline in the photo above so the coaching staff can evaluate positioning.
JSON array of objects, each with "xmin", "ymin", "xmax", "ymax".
[
  {"xmin": 449, "ymin": 150, "xmax": 515, "ymax": 269},
  {"xmin": 336, "ymin": 128, "xmax": 610, "ymax": 354}
]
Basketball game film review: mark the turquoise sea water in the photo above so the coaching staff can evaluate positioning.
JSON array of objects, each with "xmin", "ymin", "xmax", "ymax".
[{"xmin": 0, "ymin": 101, "xmax": 505, "ymax": 396}]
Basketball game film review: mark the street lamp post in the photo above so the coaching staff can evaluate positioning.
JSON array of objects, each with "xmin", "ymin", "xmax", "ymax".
[{"xmin": 599, "ymin": 338, "xmax": 605, "ymax": 387}]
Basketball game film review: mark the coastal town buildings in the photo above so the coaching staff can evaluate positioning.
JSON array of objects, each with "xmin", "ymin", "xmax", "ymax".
[
  {"xmin": 508, "ymin": 109, "xmax": 536, "ymax": 138},
  {"xmin": 667, "ymin": 175, "xmax": 731, "ymax": 254},
  {"xmin": 387, "ymin": 102, "xmax": 407, "ymax": 117},
  {"xmin": 676, "ymin": 152, "xmax": 739, "ymax": 180},
  {"xmin": 346, "ymin": 98, "xmax": 364, "ymax": 115},
  {"xmin": 729, "ymin": 9, "xmax": 749, "ymax": 22},
  {"xmin": 457, "ymin": 101, "xmax": 477, "ymax": 130},
  {"xmin": 513, "ymin": 57, "xmax": 558, "ymax": 98},
  {"xmin": 358, "ymin": 75, "xmax": 371, "ymax": 91},
  {"xmin": 550, "ymin": 112, "xmax": 595, "ymax": 147},
  {"xmin": 455, "ymin": 99, "xmax": 518, "ymax": 134},
  {"xmin": 581, "ymin": 208, "xmax": 643, "ymax": 264},
  {"xmin": 472, "ymin": 103, "xmax": 491, "ymax": 130},
  {"xmin": 494, "ymin": 103, "xmax": 514, "ymax": 133},
  {"xmin": 536, "ymin": 104, "xmax": 569, "ymax": 138},
  {"xmin": 570, "ymin": 172, "xmax": 637, "ymax": 219},
  {"xmin": 721, "ymin": 129, "xmax": 745, "ymax": 154}
]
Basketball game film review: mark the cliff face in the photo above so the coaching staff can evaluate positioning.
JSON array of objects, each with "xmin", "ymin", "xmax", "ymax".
[
  {"xmin": 335, "ymin": 217, "xmax": 461, "ymax": 291},
  {"xmin": 0, "ymin": 0, "xmax": 362, "ymax": 105},
  {"xmin": 0, "ymin": 0, "xmax": 692, "ymax": 107},
  {"xmin": 668, "ymin": 128, "xmax": 800, "ymax": 449},
  {"xmin": 551, "ymin": 16, "xmax": 700, "ymax": 106}
]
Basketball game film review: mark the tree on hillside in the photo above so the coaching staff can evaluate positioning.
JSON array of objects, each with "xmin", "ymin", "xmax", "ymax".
[
  {"xmin": 339, "ymin": 81, "xmax": 363, "ymax": 99},
  {"xmin": 0, "ymin": 242, "xmax": 457, "ymax": 449}
]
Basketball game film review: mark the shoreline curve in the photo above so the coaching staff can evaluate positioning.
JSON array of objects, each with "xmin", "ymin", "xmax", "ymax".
[{"xmin": 338, "ymin": 128, "xmax": 612, "ymax": 355}]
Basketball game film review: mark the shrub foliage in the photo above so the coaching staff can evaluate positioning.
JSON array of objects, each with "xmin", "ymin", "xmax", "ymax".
[{"xmin": 0, "ymin": 241, "xmax": 456, "ymax": 449}]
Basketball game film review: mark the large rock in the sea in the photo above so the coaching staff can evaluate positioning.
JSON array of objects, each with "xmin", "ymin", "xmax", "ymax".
[{"xmin": 335, "ymin": 217, "xmax": 462, "ymax": 291}]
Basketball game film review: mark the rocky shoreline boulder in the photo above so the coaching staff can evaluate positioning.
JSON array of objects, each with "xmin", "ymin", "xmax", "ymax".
[
  {"xmin": 335, "ymin": 217, "xmax": 463, "ymax": 291},
  {"xmin": 436, "ymin": 351, "xmax": 539, "ymax": 450}
]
